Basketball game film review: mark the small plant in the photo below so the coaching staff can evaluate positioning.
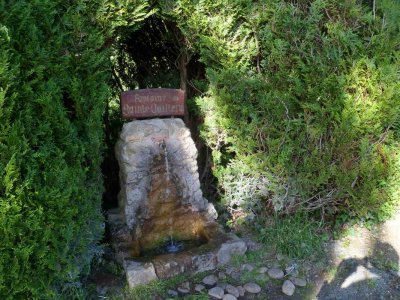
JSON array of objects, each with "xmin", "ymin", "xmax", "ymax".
[
  {"xmin": 98, "ymin": 260, "xmax": 124, "ymax": 277},
  {"xmin": 258, "ymin": 212, "xmax": 325, "ymax": 259},
  {"xmin": 370, "ymin": 248, "xmax": 399, "ymax": 273},
  {"xmin": 325, "ymin": 266, "xmax": 338, "ymax": 281},
  {"xmin": 342, "ymin": 239, "xmax": 351, "ymax": 249},
  {"xmin": 184, "ymin": 293, "xmax": 209, "ymax": 300},
  {"xmin": 366, "ymin": 278, "xmax": 378, "ymax": 289},
  {"xmin": 230, "ymin": 249, "xmax": 267, "ymax": 268},
  {"xmin": 116, "ymin": 281, "xmax": 166, "ymax": 300},
  {"xmin": 112, "ymin": 271, "xmax": 212, "ymax": 300}
]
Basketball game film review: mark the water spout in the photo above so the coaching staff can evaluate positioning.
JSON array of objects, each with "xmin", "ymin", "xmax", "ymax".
[
  {"xmin": 164, "ymin": 236, "xmax": 184, "ymax": 254},
  {"xmin": 159, "ymin": 139, "xmax": 171, "ymax": 200},
  {"xmin": 159, "ymin": 139, "xmax": 170, "ymax": 183}
]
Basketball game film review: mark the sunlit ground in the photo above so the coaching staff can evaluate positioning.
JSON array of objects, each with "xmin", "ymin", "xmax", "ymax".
[{"xmin": 314, "ymin": 210, "xmax": 400, "ymax": 299}]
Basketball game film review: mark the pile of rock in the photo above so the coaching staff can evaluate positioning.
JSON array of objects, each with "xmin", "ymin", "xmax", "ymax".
[
  {"xmin": 263, "ymin": 266, "xmax": 307, "ymax": 296},
  {"xmin": 225, "ymin": 262, "xmax": 308, "ymax": 297},
  {"xmin": 116, "ymin": 260, "xmax": 309, "ymax": 300},
  {"xmin": 165, "ymin": 273, "xmax": 263, "ymax": 299}
]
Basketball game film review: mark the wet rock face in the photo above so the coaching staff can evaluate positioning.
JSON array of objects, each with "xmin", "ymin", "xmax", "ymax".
[{"xmin": 115, "ymin": 118, "xmax": 217, "ymax": 254}]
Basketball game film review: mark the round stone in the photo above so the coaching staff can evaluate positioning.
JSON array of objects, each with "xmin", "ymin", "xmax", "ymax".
[
  {"xmin": 217, "ymin": 282, "xmax": 228, "ymax": 290},
  {"xmin": 241, "ymin": 263, "xmax": 254, "ymax": 272},
  {"xmin": 282, "ymin": 280, "xmax": 296, "ymax": 296},
  {"xmin": 167, "ymin": 289, "xmax": 178, "ymax": 297},
  {"xmin": 258, "ymin": 267, "xmax": 268, "ymax": 274},
  {"xmin": 225, "ymin": 285, "xmax": 240, "ymax": 298},
  {"xmin": 177, "ymin": 281, "xmax": 190, "ymax": 295},
  {"xmin": 202, "ymin": 274, "xmax": 218, "ymax": 286},
  {"xmin": 230, "ymin": 270, "xmax": 241, "ymax": 280},
  {"xmin": 194, "ymin": 284, "xmax": 205, "ymax": 292},
  {"xmin": 268, "ymin": 268, "xmax": 285, "ymax": 279},
  {"xmin": 208, "ymin": 286, "xmax": 225, "ymax": 299},
  {"xmin": 177, "ymin": 287, "xmax": 190, "ymax": 294},
  {"xmin": 237, "ymin": 286, "xmax": 245, "ymax": 297},
  {"xmin": 243, "ymin": 282, "xmax": 261, "ymax": 294},
  {"xmin": 291, "ymin": 277, "xmax": 307, "ymax": 287},
  {"xmin": 223, "ymin": 294, "xmax": 237, "ymax": 300},
  {"xmin": 225, "ymin": 267, "xmax": 235, "ymax": 275},
  {"xmin": 217, "ymin": 240, "xmax": 247, "ymax": 265},
  {"xmin": 179, "ymin": 281, "xmax": 190, "ymax": 289},
  {"xmin": 218, "ymin": 271, "xmax": 227, "ymax": 279}
]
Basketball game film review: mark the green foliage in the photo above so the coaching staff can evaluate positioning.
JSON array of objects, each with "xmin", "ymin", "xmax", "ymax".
[
  {"xmin": 112, "ymin": 272, "xmax": 209, "ymax": 300},
  {"xmin": 97, "ymin": 0, "xmax": 156, "ymax": 31},
  {"xmin": 161, "ymin": 0, "xmax": 400, "ymax": 221},
  {"xmin": 1, "ymin": 0, "xmax": 400, "ymax": 296},
  {"xmin": 259, "ymin": 212, "xmax": 326, "ymax": 259},
  {"xmin": 0, "ymin": 1, "xmax": 160, "ymax": 296},
  {"xmin": 0, "ymin": 1, "xmax": 111, "ymax": 298}
]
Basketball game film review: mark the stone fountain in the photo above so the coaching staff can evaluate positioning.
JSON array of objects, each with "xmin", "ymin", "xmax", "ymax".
[{"xmin": 108, "ymin": 89, "xmax": 246, "ymax": 288}]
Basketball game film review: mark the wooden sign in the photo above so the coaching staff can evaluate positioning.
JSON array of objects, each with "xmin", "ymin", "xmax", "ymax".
[{"xmin": 120, "ymin": 88, "xmax": 185, "ymax": 119}]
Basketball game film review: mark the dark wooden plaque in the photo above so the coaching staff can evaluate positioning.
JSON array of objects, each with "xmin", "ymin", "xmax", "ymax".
[{"xmin": 120, "ymin": 88, "xmax": 186, "ymax": 119}]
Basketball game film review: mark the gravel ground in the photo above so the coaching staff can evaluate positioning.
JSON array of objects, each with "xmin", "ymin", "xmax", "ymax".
[{"xmin": 313, "ymin": 210, "xmax": 400, "ymax": 300}]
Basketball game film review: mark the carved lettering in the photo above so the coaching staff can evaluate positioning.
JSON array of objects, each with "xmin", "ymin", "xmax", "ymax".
[{"xmin": 121, "ymin": 89, "xmax": 185, "ymax": 119}]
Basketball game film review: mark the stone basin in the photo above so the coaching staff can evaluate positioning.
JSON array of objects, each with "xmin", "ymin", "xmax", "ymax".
[{"xmin": 108, "ymin": 208, "xmax": 247, "ymax": 287}]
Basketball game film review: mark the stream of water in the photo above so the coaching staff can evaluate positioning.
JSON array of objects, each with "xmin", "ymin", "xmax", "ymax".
[{"xmin": 159, "ymin": 139, "xmax": 184, "ymax": 253}]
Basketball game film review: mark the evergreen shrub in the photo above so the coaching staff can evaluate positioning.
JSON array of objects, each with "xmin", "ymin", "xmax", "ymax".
[
  {"xmin": 0, "ymin": 1, "xmax": 110, "ymax": 298},
  {"xmin": 162, "ymin": 0, "xmax": 400, "ymax": 221},
  {"xmin": 1, "ymin": 0, "xmax": 399, "ymax": 296}
]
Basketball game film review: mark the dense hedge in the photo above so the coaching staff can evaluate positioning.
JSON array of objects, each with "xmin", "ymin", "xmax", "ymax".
[
  {"xmin": 0, "ymin": 1, "xmax": 110, "ymax": 298},
  {"xmin": 161, "ymin": 0, "xmax": 400, "ymax": 220},
  {"xmin": 0, "ymin": 0, "xmax": 155, "ymax": 297},
  {"xmin": 1, "ymin": 0, "xmax": 399, "ymax": 297}
]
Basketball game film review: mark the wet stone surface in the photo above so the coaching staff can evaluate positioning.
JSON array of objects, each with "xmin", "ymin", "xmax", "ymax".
[{"xmin": 109, "ymin": 217, "xmax": 248, "ymax": 287}]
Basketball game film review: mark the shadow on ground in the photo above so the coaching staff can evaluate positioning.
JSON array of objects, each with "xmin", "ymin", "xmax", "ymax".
[{"xmin": 314, "ymin": 214, "xmax": 400, "ymax": 300}]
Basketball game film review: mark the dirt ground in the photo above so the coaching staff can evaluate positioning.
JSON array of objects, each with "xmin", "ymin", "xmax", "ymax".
[
  {"xmin": 310, "ymin": 210, "xmax": 400, "ymax": 300},
  {"xmin": 88, "ymin": 210, "xmax": 400, "ymax": 299}
]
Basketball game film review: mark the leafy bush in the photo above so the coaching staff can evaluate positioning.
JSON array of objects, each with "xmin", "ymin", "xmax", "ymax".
[
  {"xmin": 0, "ymin": 0, "xmax": 157, "ymax": 297},
  {"xmin": 162, "ymin": 0, "xmax": 400, "ymax": 221},
  {"xmin": 0, "ymin": 1, "xmax": 110, "ymax": 298},
  {"xmin": 1, "ymin": 0, "xmax": 399, "ymax": 296}
]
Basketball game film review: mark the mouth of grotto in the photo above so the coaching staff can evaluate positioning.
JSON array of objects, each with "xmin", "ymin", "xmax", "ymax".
[{"xmin": 108, "ymin": 117, "xmax": 247, "ymax": 288}]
